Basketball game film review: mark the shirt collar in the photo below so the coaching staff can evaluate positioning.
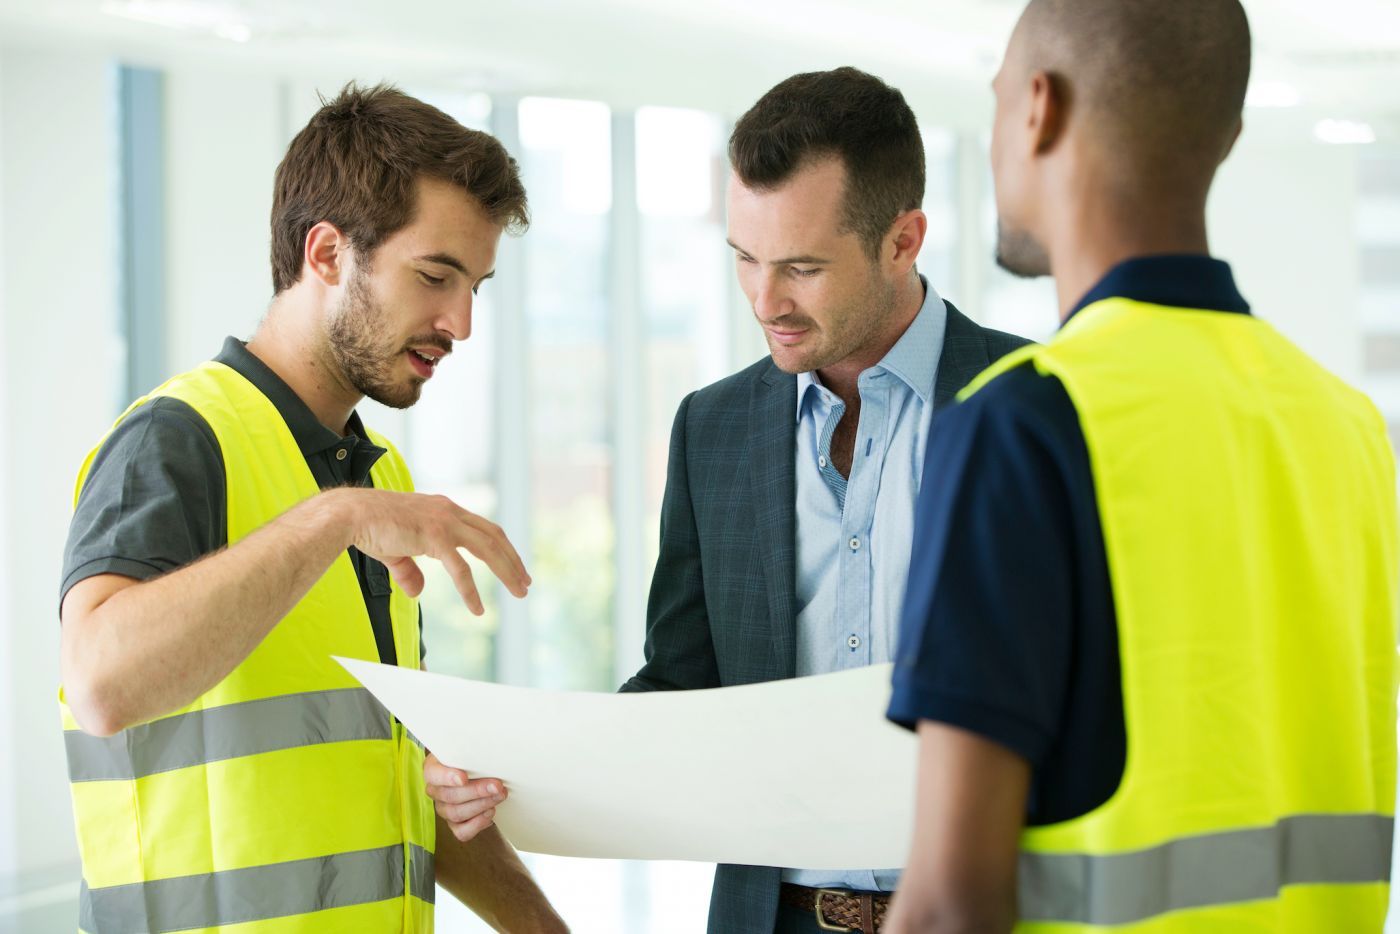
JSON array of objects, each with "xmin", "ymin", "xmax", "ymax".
[
  {"xmin": 796, "ymin": 275, "xmax": 946, "ymax": 423},
  {"xmin": 1066, "ymin": 254, "xmax": 1251, "ymax": 325},
  {"xmin": 214, "ymin": 336, "xmax": 381, "ymax": 458}
]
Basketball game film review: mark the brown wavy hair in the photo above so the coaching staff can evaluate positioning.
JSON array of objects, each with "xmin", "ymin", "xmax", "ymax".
[{"xmin": 270, "ymin": 83, "xmax": 529, "ymax": 294}]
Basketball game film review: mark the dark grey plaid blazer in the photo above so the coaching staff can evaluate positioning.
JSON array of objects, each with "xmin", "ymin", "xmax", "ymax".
[{"xmin": 619, "ymin": 301, "xmax": 1030, "ymax": 934}]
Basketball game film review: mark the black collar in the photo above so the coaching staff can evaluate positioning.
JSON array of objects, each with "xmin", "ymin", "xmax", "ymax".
[
  {"xmin": 1067, "ymin": 255, "xmax": 1251, "ymax": 325},
  {"xmin": 214, "ymin": 337, "xmax": 381, "ymax": 459}
]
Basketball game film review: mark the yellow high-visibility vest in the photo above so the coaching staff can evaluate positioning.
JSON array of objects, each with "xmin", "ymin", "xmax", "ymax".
[
  {"xmin": 61, "ymin": 360, "xmax": 436, "ymax": 934},
  {"xmin": 961, "ymin": 298, "xmax": 1399, "ymax": 931}
]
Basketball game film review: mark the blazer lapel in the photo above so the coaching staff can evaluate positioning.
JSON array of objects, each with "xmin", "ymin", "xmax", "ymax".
[
  {"xmin": 749, "ymin": 361, "xmax": 798, "ymax": 680},
  {"xmin": 933, "ymin": 300, "xmax": 995, "ymax": 413}
]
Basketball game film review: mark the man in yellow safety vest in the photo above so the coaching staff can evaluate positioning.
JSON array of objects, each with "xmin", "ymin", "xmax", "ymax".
[
  {"xmin": 58, "ymin": 84, "xmax": 567, "ymax": 933},
  {"xmin": 885, "ymin": 0, "xmax": 1398, "ymax": 930}
]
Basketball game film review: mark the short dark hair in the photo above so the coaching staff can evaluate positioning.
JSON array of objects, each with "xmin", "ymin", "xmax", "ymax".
[
  {"xmin": 270, "ymin": 83, "xmax": 529, "ymax": 294},
  {"xmin": 1020, "ymin": 0, "xmax": 1250, "ymax": 186},
  {"xmin": 729, "ymin": 67, "xmax": 924, "ymax": 258}
]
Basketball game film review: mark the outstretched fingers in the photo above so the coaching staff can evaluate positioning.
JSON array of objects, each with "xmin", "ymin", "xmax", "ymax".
[
  {"xmin": 453, "ymin": 511, "xmax": 531, "ymax": 598},
  {"xmin": 436, "ymin": 545, "xmax": 484, "ymax": 615}
]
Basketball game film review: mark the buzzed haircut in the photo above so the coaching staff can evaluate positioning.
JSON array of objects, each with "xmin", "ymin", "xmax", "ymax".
[
  {"xmin": 1019, "ymin": 0, "xmax": 1250, "ymax": 185},
  {"xmin": 270, "ymin": 83, "xmax": 529, "ymax": 295},
  {"xmin": 729, "ymin": 67, "xmax": 925, "ymax": 259}
]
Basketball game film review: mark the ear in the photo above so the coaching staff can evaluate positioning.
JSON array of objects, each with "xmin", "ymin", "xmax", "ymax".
[
  {"xmin": 1027, "ymin": 69, "xmax": 1068, "ymax": 156},
  {"xmin": 886, "ymin": 209, "xmax": 928, "ymax": 274},
  {"xmin": 1220, "ymin": 117, "xmax": 1244, "ymax": 164},
  {"xmin": 302, "ymin": 221, "xmax": 349, "ymax": 288}
]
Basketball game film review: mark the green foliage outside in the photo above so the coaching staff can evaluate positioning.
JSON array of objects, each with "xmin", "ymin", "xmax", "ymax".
[
  {"xmin": 416, "ymin": 494, "xmax": 616, "ymax": 690},
  {"xmin": 529, "ymin": 495, "xmax": 615, "ymax": 691}
]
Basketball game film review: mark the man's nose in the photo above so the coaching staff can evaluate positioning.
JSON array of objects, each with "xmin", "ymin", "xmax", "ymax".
[
  {"xmin": 753, "ymin": 273, "xmax": 792, "ymax": 323},
  {"xmin": 438, "ymin": 294, "xmax": 473, "ymax": 342}
]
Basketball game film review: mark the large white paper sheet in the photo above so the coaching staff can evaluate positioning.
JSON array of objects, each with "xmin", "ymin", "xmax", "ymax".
[{"xmin": 337, "ymin": 658, "xmax": 917, "ymax": 869}]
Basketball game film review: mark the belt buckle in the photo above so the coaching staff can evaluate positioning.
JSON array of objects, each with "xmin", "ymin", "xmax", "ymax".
[{"xmin": 813, "ymin": 888, "xmax": 852, "ymax": 932}]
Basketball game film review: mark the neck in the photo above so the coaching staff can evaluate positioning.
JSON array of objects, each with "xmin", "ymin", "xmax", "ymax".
[
  {"xmin": 815, "ymin": 271, "xmax": 925, "ymax": 405},
  {"xmin": 1046, "ymin": 171, "xmax": 1211, "ymax": 321},
  {"xmin": 246, "ymin": 291, "xmax": 361, "ymax": 435}
]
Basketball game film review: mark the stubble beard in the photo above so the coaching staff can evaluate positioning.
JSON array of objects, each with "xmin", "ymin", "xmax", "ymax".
[
  {"xmin": 325, "ymin": 265, "xmax": 425, "ymax": 410},
  {"xmin": 769, "ymin": 265, "xmax": 898, "ymax": 375},
  {"xmin": 994, "ymin": 220, "xmax": 1051, "ymax": 279}
]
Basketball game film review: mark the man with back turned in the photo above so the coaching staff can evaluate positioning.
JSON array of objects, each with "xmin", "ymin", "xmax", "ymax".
[{"xmin": 885, "ymin": 2, "xmax": 1398, "ymax": 930}]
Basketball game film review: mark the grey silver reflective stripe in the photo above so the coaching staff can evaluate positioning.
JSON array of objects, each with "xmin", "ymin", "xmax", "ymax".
[
  {"xmin": 1019, "ymin": 812, "xmax": 1394, "ymax": 925},
  {"xmin": 410, "ymin": 843, "xmax": 436, "ymax": 904},
  {"xmin": 65, "ymin": 687, "xmax": 392, "ymax": 782},
  {"xmin": 79, "ymin": 844, "xmax": 434, "ymax": 933}
]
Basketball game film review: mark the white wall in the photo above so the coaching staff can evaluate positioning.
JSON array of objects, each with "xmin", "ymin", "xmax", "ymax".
[
  {"xmin": 163, "ymin": 67, "xmax": 285, "ymax": 374},
  {"xmin": 0, "ymin": 46, "xmax": 122, "ymax": 880},
  {"xmin": 0, "ymin": 42, "xmax": 11, "ymax": 888},
  {"xmin": 1211, "ymin": 130, "xmax": 1361, "ymax": 382}
]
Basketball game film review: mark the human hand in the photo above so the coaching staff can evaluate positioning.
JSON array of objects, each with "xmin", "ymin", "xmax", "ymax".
[
  {"xmin": 424, "ymin": 752, "xmax": 508, "ymax": 842},
  {"xmin": 334, "ymin": 489, "xmax": 530, "ymax": 614}
]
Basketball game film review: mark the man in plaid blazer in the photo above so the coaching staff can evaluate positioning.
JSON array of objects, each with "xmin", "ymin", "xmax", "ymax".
[{"xmin": 618, "ymin": 68, "xmax": 1030, "ymax": 934}]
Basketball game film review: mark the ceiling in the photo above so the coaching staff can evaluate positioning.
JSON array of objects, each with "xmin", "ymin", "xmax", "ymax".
[{"xmin": 2, "ymin": 0, "xmax": 1398, "ymax": 139}]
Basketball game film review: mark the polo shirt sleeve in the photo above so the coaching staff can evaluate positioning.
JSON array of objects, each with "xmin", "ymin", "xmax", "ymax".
[
  {"xmin": 59, "ymin": 396, "xmax": 227, "ymax": 614},
  {"xmin": 887, "ymin": 365, "xmax": 1080, "ymax": 768}
]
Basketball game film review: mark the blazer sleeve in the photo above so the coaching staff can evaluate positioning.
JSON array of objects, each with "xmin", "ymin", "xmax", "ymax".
[{"xmin": 618, "ymin": 391, "xmax": 722, "ymax": 692}]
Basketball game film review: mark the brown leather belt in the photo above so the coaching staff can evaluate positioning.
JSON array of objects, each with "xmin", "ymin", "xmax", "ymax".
[{"xmin": 779, "ymin": 882, "xmax": 888, "ymax": 933}]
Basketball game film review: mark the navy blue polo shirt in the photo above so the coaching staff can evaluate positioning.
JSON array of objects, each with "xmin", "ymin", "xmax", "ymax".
[{"xmin": 887, "ymin": 255, "xmax": 1251, "ymax": 825}]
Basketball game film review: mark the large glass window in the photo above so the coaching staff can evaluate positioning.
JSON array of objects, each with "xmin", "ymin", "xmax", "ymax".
[
  {"xmin": 518, "ymin": 97, "xmax": 617, "ymax": 692},
  {"xmin": 920, "ymin": 128, "xmax": 959, "ymax": 301},
  {"xmin": 1358, "ymin": 147, "xmax": 1400, "ymax": 447},
  {"xmin": 1357, "ymin": 146, "xmax": 1400, "ymax": 934},
  {"xmin": 636, "ymin": 106, "xmax": 729, "ymax": 569},
  {"xmin": 402, "ymin": 90, "xmax": 499, "ymax": 682}
]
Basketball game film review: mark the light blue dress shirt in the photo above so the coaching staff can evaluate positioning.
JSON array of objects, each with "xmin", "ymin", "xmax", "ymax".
[{"xmin": 783, "ymin": 277, "xmax": 947, "ymax": 893}]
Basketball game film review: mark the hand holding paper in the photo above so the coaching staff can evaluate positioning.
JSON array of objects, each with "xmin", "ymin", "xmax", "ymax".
[{"xmin": 424, "ymin": 753, "xmax": 508, "ymax": 842}]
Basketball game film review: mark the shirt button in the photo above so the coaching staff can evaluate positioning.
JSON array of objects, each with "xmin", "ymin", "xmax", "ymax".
[
  {"xmin": 818, "ymin": 455, "xmax": 828, "ymax": 468},
  {"xmin": 849, "ymin": 536, "xmax": 860, "ymax": 551},
  {"xmin": 847, "ymin": 634, "xmax": 861, "ymax": 649},
  {"xmin": 335, "ymin": 448, "xmax": 348, "ymax": 461}
]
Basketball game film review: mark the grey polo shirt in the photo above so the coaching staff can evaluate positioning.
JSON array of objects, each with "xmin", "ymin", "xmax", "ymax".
[{"xmin": 60, "ymin": 336, "xmax": 421, "ymax": 666}]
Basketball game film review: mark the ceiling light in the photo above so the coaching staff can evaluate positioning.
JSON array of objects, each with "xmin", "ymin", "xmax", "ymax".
[
  {"xmin": 100, "ymin": 0, "xmax": 252, "ymax": 43},
  {"xmin": 1245, "ymin": 80, "xmax": 1300, "ymax": 109},
  {"xmin": 213, "ymin": 22, "xmax": 252, "ymax": 43},
  {"xmin": 1314, "ymin": 119, "xmax": 1377, "ymax": 145}
]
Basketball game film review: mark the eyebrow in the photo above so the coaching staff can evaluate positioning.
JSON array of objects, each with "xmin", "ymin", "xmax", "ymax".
[
  {"xmin": 416, "ymin": 252, "xmax": 494, "ymax": 280},
  {"xmin": 725, "ymin": 239, "xmax": 831, "ymax": 266}
]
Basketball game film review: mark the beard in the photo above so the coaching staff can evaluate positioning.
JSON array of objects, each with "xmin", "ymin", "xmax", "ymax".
[
  {"xmin": 325, "ymin": 264, "xmax": 443, "ymax": 410},
  {"xmin": 994, "ymin": 220, "xmax": 1051, "ymax": 279}
]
